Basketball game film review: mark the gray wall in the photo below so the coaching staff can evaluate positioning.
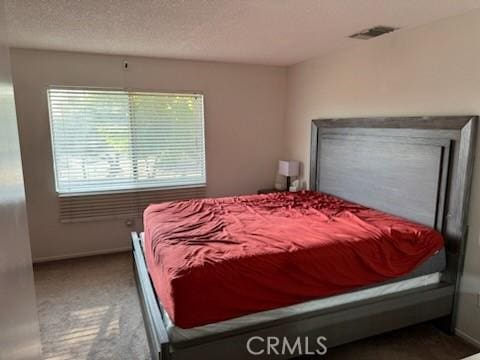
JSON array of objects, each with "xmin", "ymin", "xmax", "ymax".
[
  {"xmin": 0, "ymin": 0, "xmax": 41, "ymax": 359},
  {"xmin": 10, "ymin": 49, "xmax": 287, "ymax": 262},
  {"xmin": 285, "ymin": 8, "xmax": 480, "ymax": 347}
]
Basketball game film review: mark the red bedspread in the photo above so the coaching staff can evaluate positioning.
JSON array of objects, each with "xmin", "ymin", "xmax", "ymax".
[{"xmin": 144, "ymin": 191, "xmax": 443, "ymax": 329}]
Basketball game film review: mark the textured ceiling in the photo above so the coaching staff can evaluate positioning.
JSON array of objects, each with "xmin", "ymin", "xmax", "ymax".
[{"xmin": 5, "ymin": 0, "xmax": 480, "ymax": 66}]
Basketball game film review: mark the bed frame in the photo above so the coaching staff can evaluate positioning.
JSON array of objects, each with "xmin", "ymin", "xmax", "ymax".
[{"xmin": 132, "ymin": 116, "xmax": 477, "ymax": 359}]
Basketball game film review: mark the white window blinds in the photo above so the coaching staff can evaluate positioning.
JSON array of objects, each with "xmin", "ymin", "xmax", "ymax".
[{"xmin": 48, "ymin": 88, "xmax": 206, "ymax": 195}]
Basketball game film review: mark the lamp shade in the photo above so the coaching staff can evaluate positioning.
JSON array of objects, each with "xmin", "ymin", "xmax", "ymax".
[{"xmin": 278, "ymin": 160, "xmax": 299, "ymax": 177}]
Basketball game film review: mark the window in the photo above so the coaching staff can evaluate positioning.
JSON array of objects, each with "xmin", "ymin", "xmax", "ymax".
[{"xmin": 48, "ymin": 88, "xmax": 206, "ymax": 196}]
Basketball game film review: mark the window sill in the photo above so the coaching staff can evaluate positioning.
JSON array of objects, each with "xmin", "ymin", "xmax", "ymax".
[{"xmin": 57, "ymin": 183, "xmax": 206, "ymax": 198}]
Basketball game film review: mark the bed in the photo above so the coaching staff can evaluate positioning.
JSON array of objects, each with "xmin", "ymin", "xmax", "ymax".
[{"xmin": 132, "ymin": 116, "xmax": 477, "ymax": 360}]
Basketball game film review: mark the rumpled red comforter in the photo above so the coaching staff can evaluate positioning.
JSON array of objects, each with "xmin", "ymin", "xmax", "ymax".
[{"xmin": 144, "ymin": 191, "xmax": 443, "ymax": 329}]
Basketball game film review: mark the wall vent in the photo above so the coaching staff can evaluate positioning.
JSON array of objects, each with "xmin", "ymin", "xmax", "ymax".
[
  {"xmin": 349, "ymin": 26, "xmax": 398, "ymax": 40},
  {"xmin": 58, "ymin": 186, "xmax": 206, "ymax": 223}
]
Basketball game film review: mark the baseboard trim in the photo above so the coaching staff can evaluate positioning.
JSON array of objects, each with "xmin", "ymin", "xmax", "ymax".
[
  {"xmin": 456, "ymin": 328, "xmax": 480, "ymax": 349},
  {"xmin": 33, "ymin": 246, "xmax": 132, "ymax": 263}
]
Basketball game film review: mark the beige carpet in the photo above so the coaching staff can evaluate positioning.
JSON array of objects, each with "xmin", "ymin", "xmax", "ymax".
[
  {"xmin": 35, "ymin": 253, "xmax": 149, "ymax": 360},
  {"xmin": 34, "ymin": 252, "xmax": 478, "ymax": 360}
]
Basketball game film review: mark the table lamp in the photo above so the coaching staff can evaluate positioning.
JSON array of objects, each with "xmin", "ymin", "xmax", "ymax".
[{"xmin": 278, "ymin": 160, "xmax": 300, "ymax": 191}]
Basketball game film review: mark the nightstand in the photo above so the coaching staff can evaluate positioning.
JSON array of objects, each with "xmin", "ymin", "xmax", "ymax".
[{"xmin": 257, "ymin": 188, "xmax": 285, "ymax": 194}]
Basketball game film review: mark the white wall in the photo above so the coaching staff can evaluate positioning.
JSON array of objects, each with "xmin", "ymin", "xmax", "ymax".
[
  {"xmin": 0, "ymin": 1, "xmax": 42, "ymax": 359},
  {"xmin": 10, "ymin": 49, "xmax": 287, "ymax": 262},
  {"xmin": 285, "ymin": 8, "xmax": 480, "ymax": 346}
]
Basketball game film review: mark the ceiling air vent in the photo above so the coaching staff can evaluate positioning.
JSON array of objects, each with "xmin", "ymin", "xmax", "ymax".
[{"xmin": 349, "ymin": 26, "xmax": 398, "ymax": 40}]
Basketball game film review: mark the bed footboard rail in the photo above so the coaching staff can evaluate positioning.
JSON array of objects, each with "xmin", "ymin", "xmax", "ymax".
[{"xmin": 131, "ymin": 232, "xmax": 171, "ymax": 360}]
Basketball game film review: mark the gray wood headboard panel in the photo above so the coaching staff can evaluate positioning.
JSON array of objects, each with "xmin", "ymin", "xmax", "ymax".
[
  {"xmin": 317, "ymin": 135, "xmax": 448, "ymax": 228},
  {"xmin": 310, "ymin": 116, "xmax": 477, "ymax": 328}
]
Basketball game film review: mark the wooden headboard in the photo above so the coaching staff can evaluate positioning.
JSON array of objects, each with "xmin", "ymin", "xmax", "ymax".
[{"xmin": 310, "ymin": 116, "xmax": 477, "ymax": 327}]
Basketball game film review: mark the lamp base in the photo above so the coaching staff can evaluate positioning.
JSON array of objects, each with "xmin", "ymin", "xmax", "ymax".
[{"xmin": 286, "ymin": 176, "xmax": 291, "ymax": 191}]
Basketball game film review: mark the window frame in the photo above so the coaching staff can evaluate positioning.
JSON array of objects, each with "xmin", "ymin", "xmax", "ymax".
[{"xmin": 47, "ymin": 86, "xmax": 207, "ymax": 197}]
